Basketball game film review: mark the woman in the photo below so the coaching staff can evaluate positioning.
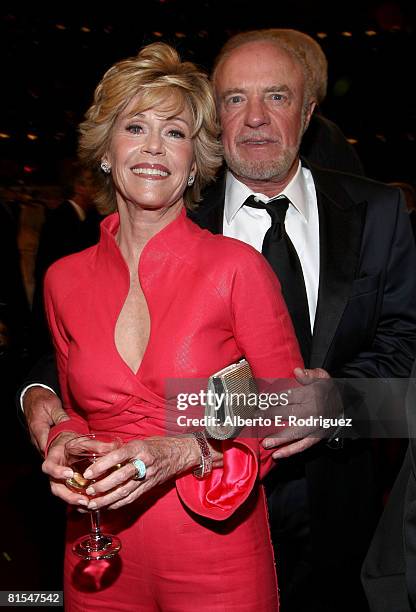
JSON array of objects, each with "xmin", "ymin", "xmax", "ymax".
[{"xmin": 43, "ymin": 42, "xmax": 303, "ymax": 611}]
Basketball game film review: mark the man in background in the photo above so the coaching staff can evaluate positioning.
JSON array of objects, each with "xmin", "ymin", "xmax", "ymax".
[{"xmin": 30, "ymin": 163, "xmax": 101, "ymax": 361}]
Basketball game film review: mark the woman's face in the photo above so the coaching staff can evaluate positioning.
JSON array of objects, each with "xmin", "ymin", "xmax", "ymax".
[{"xmin": 104, "ymin": 94, "xmax": 196, "ymax": 212}]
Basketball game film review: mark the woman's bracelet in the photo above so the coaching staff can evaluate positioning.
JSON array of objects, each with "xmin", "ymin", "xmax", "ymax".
[{"xmin": 192, "ymin": 431, "xmax": 213, "ymax": 479}]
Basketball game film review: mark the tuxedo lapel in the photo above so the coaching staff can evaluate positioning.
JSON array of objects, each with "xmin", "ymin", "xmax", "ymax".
[
  {"xmin": 191, "ymin": 164, "xmax": 367, "ymax": 369},
  {"xmin": 309, "ymin": 167, "xmax": 367, "ymax": 368}
]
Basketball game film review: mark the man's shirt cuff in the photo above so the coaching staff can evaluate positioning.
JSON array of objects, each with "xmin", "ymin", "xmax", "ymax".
[{"xmin": 20, "ymin": 384, "xmax": 57, "ymax": 413}]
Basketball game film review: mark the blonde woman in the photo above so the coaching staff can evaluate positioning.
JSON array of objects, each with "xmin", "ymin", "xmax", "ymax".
[{"xmin": 42, "ymin": 42, "xmax": 302, "ymax": 611}]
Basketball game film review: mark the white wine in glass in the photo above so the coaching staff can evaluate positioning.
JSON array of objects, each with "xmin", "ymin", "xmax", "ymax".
[{"xmin": 65, "ymin": 434, "xmax": 122, "ymax": 561}]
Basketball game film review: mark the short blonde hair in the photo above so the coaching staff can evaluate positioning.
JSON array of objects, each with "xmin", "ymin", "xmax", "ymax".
[
  {"xmin": 79, "ymin": 42, "xmax": 222, "ymax": 212},
  {"xmin": 212, "ymin": 29, "xmax": 328, "ymax": 106}
]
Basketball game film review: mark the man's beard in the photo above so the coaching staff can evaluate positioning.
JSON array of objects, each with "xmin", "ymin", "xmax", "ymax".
[{"xmin": 224, "ymin": 145, "xmax": 298, "ymax": 182}]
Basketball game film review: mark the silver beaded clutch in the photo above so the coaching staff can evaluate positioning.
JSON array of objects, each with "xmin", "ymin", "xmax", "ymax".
[{"xmin": 205, "ymin": 359, "xmax": 257, "ymax": 440}]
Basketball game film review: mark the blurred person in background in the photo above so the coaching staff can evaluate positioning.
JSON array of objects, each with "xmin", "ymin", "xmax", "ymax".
[
  {"xmin": 0, "ymin": 198, "xmax": 29, "ymax": 385},
  {"xmin": 30, "ymin": 163, "xmax": 101, "ymax": 362},
  {"xmin": 16, "ymin": 189, "xmax": 45, "ymax": 307}
]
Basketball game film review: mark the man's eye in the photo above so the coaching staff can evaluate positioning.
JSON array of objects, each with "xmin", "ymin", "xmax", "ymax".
[
  {"xmin": 269, "ymin": 94, "xmax": 284, "ymax": 102},
  {"xmin": 126, "ymin": 124, "xmax": 143, "ymax": 134},
  {"xmin": 168, "ymin": 129, "xmax": 185, "ymax": 139}
]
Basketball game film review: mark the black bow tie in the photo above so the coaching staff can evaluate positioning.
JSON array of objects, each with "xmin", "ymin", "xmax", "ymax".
[{"xmin": 244, "ymin": 195, "xmax": 311, "ymax": 364}]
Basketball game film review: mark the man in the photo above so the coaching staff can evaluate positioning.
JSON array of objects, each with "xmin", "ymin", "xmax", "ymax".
[
  {"xmin": 0, "ymin": 199, "xmax": 29, "ymax": 368},
  {"xmin": 361, "ymin": 359, "xmax": 416, "ymax": 612},
  {"xmin": 34, "ymin": 164, "xmax": 100, "ymax": 282},
  {"xmin": 1, "ymin": 198, "xmax": 29, "ymax": 429},
  {"xmin": 191, "ymin": 30, "xmax": 416, "ymax": 611},
  {"xmin": 22, "ymin": 30, "xmax": 416, "ymax": 611},
  {"xmin": 30, "ymin": 163, "xmax": 101, "ymax": 360}
]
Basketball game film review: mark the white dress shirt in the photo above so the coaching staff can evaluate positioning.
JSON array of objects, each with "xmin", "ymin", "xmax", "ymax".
[{"xmin": 223, "ymin": 161, "xmax": 320, "ymax": 330}]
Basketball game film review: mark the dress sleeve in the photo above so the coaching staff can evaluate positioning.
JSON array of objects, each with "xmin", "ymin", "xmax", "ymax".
[
  {"xmin": 43, "ymin": 268, "xmax": 90, "ymax": 455},
  {"xmin": 176, "ymin": 249, "xmax": 303, "ymax": 520}
]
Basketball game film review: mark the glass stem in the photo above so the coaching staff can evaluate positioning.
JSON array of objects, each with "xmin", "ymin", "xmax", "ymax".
[{"xmin": 90, "ymin": 509, "xmax": 102, "ymax": 543}]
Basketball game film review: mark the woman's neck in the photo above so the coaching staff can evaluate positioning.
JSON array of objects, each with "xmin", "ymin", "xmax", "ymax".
[{"xmin": 116, "ymin": 200, "xmax": 183, "ymax": 272}]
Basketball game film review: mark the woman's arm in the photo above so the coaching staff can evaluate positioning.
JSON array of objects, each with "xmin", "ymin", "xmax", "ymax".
[
  {"xmin": 70, "ymin": 434, "xmax": 223, "ymax": 511},
  {"xmin": 175, "ymin": 249, "xmax": 303, "ymax": 519}
]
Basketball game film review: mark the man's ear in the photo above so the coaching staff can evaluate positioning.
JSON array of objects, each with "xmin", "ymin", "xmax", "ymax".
[{"xmin": 302, "ymin": 100, "xmax": 317, "ymax": 134}]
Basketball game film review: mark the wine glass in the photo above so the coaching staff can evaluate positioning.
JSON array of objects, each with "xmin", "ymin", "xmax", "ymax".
[{"xmin": 64, "ymin": 433, "xmax": 123, "ymax": 560}]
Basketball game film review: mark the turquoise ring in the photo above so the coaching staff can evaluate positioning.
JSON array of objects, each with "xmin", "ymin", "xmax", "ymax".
[{"xmin": 131, "ymin": 458, "xmax": 147, "ymax": 481}]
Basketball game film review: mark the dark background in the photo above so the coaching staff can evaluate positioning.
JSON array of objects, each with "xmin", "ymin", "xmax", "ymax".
[
  {"xmin": 0, "ymin": 1, "xmax": 415, "ymax": 602},
  {"xmin": 1, "ymin": 1, "xmax": 415, "ymax": 188}
]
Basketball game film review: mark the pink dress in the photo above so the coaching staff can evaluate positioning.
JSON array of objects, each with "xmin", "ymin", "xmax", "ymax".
[{"xmin": 45, "ymin": 209, "xmax": 302, "ymax": 611}]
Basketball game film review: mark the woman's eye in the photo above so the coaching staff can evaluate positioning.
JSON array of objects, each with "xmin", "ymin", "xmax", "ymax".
[
  {"xmin": 227, "ymin": 95, "xmax": 243, "ymax": 105},
  {"xmin": 126, "ymin": 124, "xmax": 143, "ymax": 134},
  {"xmin": 168, "ymin": 129, "xmax": 185, "ymax": 139}
]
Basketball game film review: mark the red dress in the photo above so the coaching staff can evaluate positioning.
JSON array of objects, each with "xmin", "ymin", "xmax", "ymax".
[{"xmin": 45, "ymin": 209, "xmax": 302, "ymax": 611}]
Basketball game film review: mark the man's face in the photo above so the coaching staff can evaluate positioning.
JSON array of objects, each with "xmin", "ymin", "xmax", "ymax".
[{"xmin": 215, "ymin": 41, "xmax": 314, "ymax": 189}]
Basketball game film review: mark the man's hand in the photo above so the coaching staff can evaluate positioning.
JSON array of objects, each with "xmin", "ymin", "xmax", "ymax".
[
  {"xmin": 42, "ymin": 431, "xmax": 89, "ymax": 507},
  {"xmin": 262, "ymin": 367, "xmax": 342, "ymax": 459},
  {"xmin": 23, "ymin": 386, "xmax": 69, "ymax": 455}
]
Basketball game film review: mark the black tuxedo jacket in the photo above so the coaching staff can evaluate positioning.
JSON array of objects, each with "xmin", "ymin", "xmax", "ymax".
[
  {"xmin": 190, "ymin": 162, "xmax": 416, "ymax": 602},
  {"xmin": 410, "ymin": 210, "xmax": 416, "ymax": 241},
  {"xmin": 362, "ymin": 360, "xmax": 416, "ymax": 612},
  {"xmin": 191, "ymin": 163, "xmax": 416, "ymax": 376}
]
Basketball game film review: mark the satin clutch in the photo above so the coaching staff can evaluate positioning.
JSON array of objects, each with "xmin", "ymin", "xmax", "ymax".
[{"xmin": 204, "ymin": 359, "xmax": 257, "ymax": 440}]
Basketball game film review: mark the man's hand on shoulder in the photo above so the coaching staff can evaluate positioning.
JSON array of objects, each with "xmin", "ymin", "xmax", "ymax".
[{"xmin": 23, "ymin": 386, "xmax": 69, "ymax": 455}]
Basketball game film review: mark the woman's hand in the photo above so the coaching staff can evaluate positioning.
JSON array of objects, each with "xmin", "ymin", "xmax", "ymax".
[
  {"xmin": 41, "ymin": 431, "xmax": 89, "ymax": 508},
  {"xmin": 83, "ymin": 436, "xmax": 223, "ymax": 511}
]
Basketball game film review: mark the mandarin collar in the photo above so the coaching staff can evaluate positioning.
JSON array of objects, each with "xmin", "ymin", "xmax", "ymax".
[{"xmin": 98, "ymin": 206, "xmax": 201, "ymax": 264}]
